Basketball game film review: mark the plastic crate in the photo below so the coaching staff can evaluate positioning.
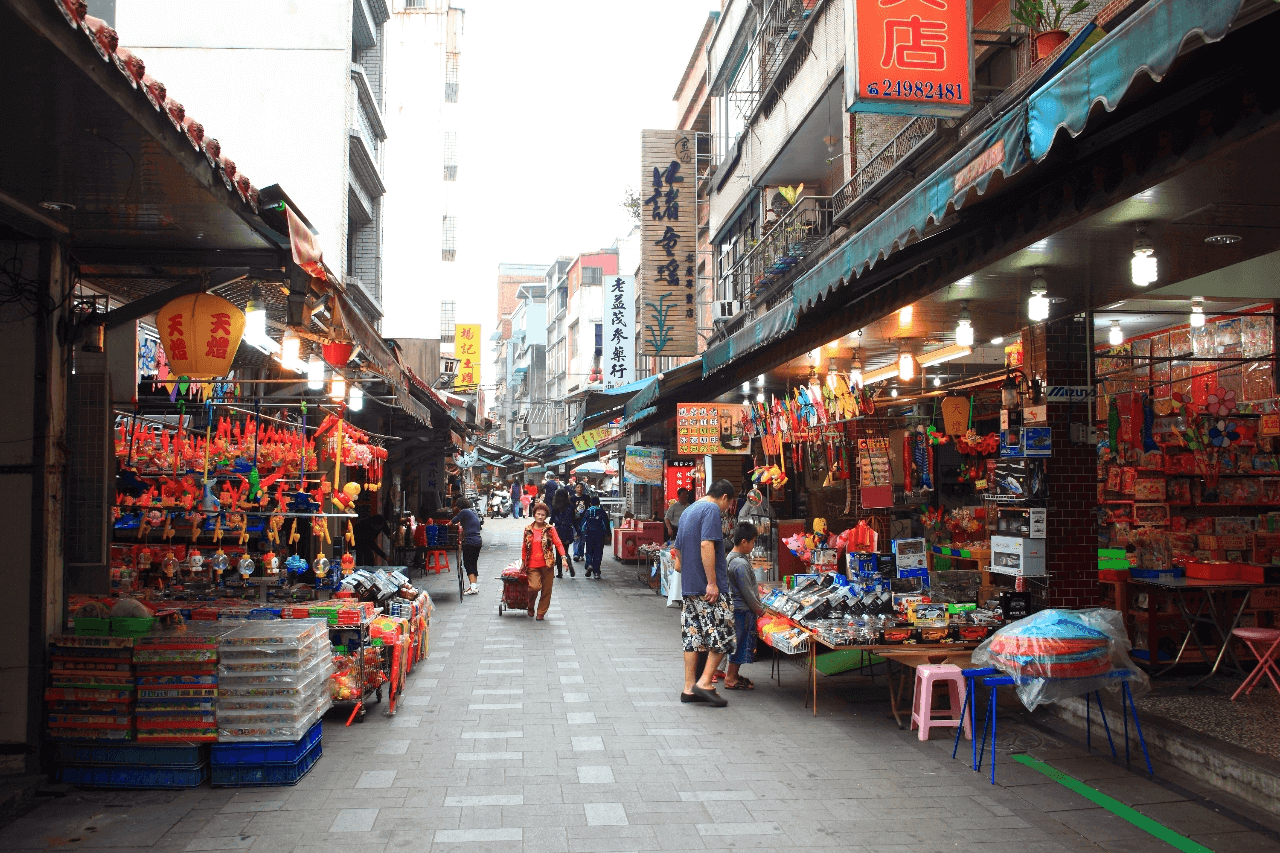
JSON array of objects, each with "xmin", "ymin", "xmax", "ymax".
[
  {"xmin": 110, "ymin": 617, "xmax": 157, "ymax": 637},
  {"xmin": 53, "ymin": 741, "xmax": 208, "ymax": 767},
  {"xmin": 211, "ymin": 740, "xmax": 321, "ymax": 787},
  {"xmin": 57, "ymin": 762, "xmax": 209, "ymax": 789},
  {"xmin": 210, "ymin": 719, "xmax": 322, "ymax": 766},
  {"xmin": 74, "ymin": 618, "xmax": 111, "ymax": 636}
]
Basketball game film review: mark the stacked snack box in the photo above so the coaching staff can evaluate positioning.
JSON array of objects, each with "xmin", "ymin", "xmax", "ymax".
[
  {"xmin": 47, "ymin": 636, "xmax": 136, "ymax": 742},
  {"xmin": 216, "ymin": 620, "xmax": 333, "ymax": 743},
  {"xmin": 133, "ymin": 624, "xmax": 232, "ymax": 742}
]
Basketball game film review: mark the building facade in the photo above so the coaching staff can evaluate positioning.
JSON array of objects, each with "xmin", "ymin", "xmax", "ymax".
[
  {"xmin": 546, "ymin": 250, "xmax": 617, "ymax": 434},
  {"xmin": 509, "ymin": 282, "xmax": 550, "ymax": 442},
  {"xmin": 490, "ymin": 264, "xmax": 547, "ymax": 444}
]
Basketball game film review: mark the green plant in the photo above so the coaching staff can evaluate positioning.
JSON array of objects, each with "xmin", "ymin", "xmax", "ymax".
[
  {"xmin": 1012, "ymin": 0, "xmax": 1087, "ymax": 32},
  {"xmin": 777, "ymin": 183, "xmax": 804, "ymax": 206}
]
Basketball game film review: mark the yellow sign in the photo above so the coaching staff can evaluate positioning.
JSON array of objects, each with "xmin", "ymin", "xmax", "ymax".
[
  {"xmin": 572, "ymin": 427, "xmax": 612, "ymax": 452},
  {"xmin": 455, "ymin": 323, "xmax": 481, "ymax": 389}
]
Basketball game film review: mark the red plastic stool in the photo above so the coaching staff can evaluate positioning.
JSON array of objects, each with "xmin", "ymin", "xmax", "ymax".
[
  {"xmin": 1230, "ymin": 627, "xmax": 1280, "ymax": 700},
  {"xmin": 425, "ymin": 549, "xmax": 450, "ymax": 574}
]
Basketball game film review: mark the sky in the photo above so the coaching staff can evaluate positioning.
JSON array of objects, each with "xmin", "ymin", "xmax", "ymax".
[{"xmin": 451, "ymin": 0, "xmax": 716, "ymax": 372}]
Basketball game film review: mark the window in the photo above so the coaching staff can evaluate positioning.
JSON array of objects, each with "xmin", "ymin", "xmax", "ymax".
[
  {"xmin": 594, "ymin": 323, "xmax": 602, "ymax": 359},
  {"xmin": 440, "ymin": 301, "xmax": 455, "ymax": 343},
  {"xmin": 582, "ymin": 266, "xmax": 603, "ymax": 286},
  {"xmin": 444, "ymin": 55, "xmax": 459, "ymax": 103},
  {"xmin": 569, "ymin": 321, "xmax": 579, "ymax": 362},
  {"xmin": 406, "ymin": 0, "xmax": 428, "ymax": 7},
  {"xmin": 443, "ymin": 132, "xmax": 457, "ymax": 181},
  {"xmin": 441, "ymin": 215, "xmax": 457, "ymax": 262}
]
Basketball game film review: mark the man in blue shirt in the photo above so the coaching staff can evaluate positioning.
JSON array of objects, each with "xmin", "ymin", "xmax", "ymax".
[{"xmin": 673, "ymin": 479, "xmax": 736, "ymax": 707}]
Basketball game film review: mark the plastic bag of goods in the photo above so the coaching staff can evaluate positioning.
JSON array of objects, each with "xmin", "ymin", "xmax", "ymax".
[{"xmin": 972, "ymin": 608, "xmax": 1149, "ymax": 710}]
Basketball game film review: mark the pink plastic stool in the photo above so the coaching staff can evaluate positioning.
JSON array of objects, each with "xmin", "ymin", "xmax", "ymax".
[
  {"xmin": 911, "ymin": 664, "xmax": 972, "ymax": 742},
  {"xmin": 1230, "ymin": 628, "xmax": 1280, "ymax": 701}
]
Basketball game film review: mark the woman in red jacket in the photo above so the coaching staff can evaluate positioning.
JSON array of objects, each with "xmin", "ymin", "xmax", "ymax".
[{"xmin": 522, "ymin": 502, "xmax": 566, "ymax": 620}]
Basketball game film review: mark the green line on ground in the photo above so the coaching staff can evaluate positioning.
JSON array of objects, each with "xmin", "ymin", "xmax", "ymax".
[{"xmin": 1011, "ymin": 755, "xmax": 1213, "ymax": 853}]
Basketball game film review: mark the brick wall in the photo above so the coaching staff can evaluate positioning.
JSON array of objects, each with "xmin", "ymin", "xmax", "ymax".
[
  {"xmin": 352, "ymin": 199, "xmax": 381, "ymax": 302},
  {"xmin": 494, "ymin": 277, "xmax": 534, "ymax": 340},
  {"xmin": 1038, "ymin": 317, "xmax": 1100, "ymax": 609}
]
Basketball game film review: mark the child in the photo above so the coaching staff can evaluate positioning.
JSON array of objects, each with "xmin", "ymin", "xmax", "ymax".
[
  {"xmin": 725, "ymin": 521, "xmax": 764, "ymax": 690},
  {"xmin": 581, "ymin": 495, "xmax": 612, "ymax": 579}
]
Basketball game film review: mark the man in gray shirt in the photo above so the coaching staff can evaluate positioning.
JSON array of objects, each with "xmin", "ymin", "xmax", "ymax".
[
  {"xmin": 664, "ymin": 488, "xmax": 691, "ymax": 541},
  {"xmin": 673, "ymin": 480, "xmax": 736, "ymax": 707}
]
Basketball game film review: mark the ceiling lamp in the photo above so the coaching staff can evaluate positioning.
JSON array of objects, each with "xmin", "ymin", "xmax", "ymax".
[
  {"xmin": 932, "ymin": 376, "xmax": 942, "ymax": 387},
  {"xmin": 756, "ymin": 374, "xmax": 765, "ymax": 387},
  {"xmin": 329, "ymin": 374, "xmax": 347, "ymax": 402},
  {"xmin": 890, "ymin": 387, "xmax": 899, "ymax": 397},
  {"xmin": 755, "ymin": 390, "xmax": 765, "ymax": 403},
  {"xmin": 741, "ymin": 381, "xmax": 750, "ymax": 393},
  {"xmin": 1190, "ymin": 296, "xmax": 1205, "ymax": 328},
  {"xmin": 1109, "ymin": 320, "xmax": 1123, "ymax": 346},
  {"xmin": 861, "ymin": 363, "xmax": 900, "ymax": 384},
  {"xmin": 899, "ymin": 305, "xmax": 913, "ymax": 328},
  {"xmin": 955, "ymin": 302, "xmax": 974, "ymax": 347},
  {"xmin": 1028, "ymin": 268, "xmax": 1050, "ymax": 322},
  {"xmin": 1001, "ymin": 372, "xmax": 1020, "ymax": 408},
  {"xmin": 245, "ymin": 284, "xmax": 267, "ymax": 342},
  {"xmin": 849, "ymin": 350, "xmax": 863, "ymax": 389},
  {"xmin": 826, "ymin": 358, "xmax": 839, "ymax": 389},
  {"xmin": 918, "ymin": 344, "xmax": 972, "ymax": 367},
  {"xmin": 307, "ymin": 357, "xmax": 324, "ymax": 390},
  {"xmin": 348, "ymin": 384, "xmax": 364, "ymax": 411},
  {"xmin": 990, "ymin": 336, "xmax": 1004, "ymax": 345},
  {"xmin": 898, "ymin": 351, "xmax": 916, "ymax": 381},
  {"xmin": 1131, "ymin": 225, "xmax": 1157, "ymax": 286},
  {"xmin": 280, "ymin": 331, "xmax": 302, "ymax": 372}
]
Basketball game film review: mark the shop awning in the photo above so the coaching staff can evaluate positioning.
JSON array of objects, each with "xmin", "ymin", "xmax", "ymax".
[
  {"xmin": 622, "ymin": 376, "xmax": 661, "ymax": 419},
  {"xmin": 702, "ymin": 297, "xmax": 797, "ymax": 377},
  {"xmin": 549, "ymin": 447, "xmax": 599, "ymax": 469},
  {"xmin": 581, "ymin": 376, "xmax": 656, "ymax": 430},
  {"xmin": 472, "ymin": 437, "xmax": 541, "ymax": 462},
  {"xmin": 791, "ymin": 102, "xmax": 1030, "ymax": 311},
  {"xmin": 1028, "ymin": 0, "xmax": 1247, "ymax": 162}
]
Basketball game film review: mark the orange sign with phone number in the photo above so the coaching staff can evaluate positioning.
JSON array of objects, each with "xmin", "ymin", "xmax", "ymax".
[{"xmin": 846, "ymin": 0, "xmax": 972, "ymax": 118}]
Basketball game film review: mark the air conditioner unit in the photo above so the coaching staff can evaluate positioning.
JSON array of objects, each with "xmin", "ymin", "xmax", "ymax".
[{"xmin": 714, "ymin": 301, "xmax": 741, "ymax": 321}]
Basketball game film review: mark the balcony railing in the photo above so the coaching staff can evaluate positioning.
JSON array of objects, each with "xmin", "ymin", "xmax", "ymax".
[
  {"xmin": 727, "ymin": 195, "xmax": 833, "ymax": 304},
  {"xmin": 728, "ymin": 0, "xmax": 823, "ymax": 123},
  {"xmin": 832, "ymin": 116, "xmax": 939, "ymax": 220}
]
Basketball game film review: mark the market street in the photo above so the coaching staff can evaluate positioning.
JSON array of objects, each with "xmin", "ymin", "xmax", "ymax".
[{"xmin": 1, "ymin": 516, "xmax": 1277, "ymax": 853}]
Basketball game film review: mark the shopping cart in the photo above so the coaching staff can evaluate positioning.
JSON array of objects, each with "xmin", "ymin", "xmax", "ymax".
[{"xmin": 497, "ymin": 563, "xmax": 531, "ymax": 617}]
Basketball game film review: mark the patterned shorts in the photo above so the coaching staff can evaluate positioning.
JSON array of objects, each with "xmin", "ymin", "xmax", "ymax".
[{"xmin": 681, "ymin": 595, "xmax": 737, "ymax": 655}]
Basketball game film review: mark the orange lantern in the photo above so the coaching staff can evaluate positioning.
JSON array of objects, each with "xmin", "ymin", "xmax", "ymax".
[{"xmin": 156, "ymin": 293, "xmax": 245, "ymax": 379}]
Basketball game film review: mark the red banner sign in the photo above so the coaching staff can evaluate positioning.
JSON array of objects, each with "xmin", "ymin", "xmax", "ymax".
[{"xmin": 846, "ymin": 0, "xmax": 972, "ymax": 117}]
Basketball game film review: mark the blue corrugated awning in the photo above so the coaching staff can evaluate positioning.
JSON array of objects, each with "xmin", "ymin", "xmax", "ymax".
[
  {"xmin": 623, "ymin": 377, "xmax": 660, "ymax": 418},
  {"xmin": 1028, "ymin": 0, "xmax": 1245, "ymax": 162},
  {"xmin": 702, "ymin": 297, "xmax": 798, "ymax": 377},
  {"xmin": 550, "ymin": 448, "xmax": 599, "ymax": 468}
]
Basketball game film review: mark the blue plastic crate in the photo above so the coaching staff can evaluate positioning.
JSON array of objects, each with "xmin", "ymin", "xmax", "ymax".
[
  {"xmin": 211, "ymin": 740, "xmax": 321, "ymax": 787},
  {"xmin": 54, "ymin": 742, "xmax": 208, "ymax": 767},
  {"xmin": 57, "ymin": 762, "xmax": 209, "ymax": 788},
  {"xmin": 210, "ymin": 720, "xmax": 323, "ymax": 766}
]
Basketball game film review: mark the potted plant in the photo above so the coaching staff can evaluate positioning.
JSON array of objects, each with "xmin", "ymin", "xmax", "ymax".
[{"xmin": 1013, "ymin": 0, "xmax": 1088, "ymax": 62}]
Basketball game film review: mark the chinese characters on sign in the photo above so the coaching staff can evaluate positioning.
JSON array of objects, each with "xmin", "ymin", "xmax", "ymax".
[
  {"xmin": 676, "ymin": 404, "xmax": 751, "ymax": 456},
  {"xmin": 845, "ymin": 0, "xmax": 972, "ymax": 117},
  {"xmin": 604, "ymin": 275, "xmax": 635, "ymax": 386},
  {"xmin": 455, "ymin": 323, "xmax": 481, "ymax": 390},
  {"xmin": 639, "ymin": 130, "xmax": 697, "ymax": 357},
  {"xmin": 665, "ymin": 460, "xmax": 695, "ymax": 503},
  {"xmin": 572, "ymin": 427, "xmax": 612, "ymax": 453}
]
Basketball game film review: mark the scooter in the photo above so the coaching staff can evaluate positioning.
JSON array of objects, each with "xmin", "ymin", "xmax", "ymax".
[{"xmin": 487, "ymin": 492, "xmax": 511, "ymax": 518}]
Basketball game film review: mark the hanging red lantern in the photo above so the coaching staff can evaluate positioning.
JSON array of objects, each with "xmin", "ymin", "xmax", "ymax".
[
  {"xmin": 156, "ymin": 293, "xmax": 245, "ymax": 379},
  {"xmin": 322, "ymin": 341, "xmax": 354, "ymax": 367}
]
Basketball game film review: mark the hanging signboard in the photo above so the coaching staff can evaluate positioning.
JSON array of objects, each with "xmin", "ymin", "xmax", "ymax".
[
  {"xmin": 676, "ymin": 403, "xmax": 751, "ymax": 456},
  {"xmin": 844, "ymin": 0, "xmax": 973, "ymax": 117},
  {"xmin": 665, "ymin": 460, "xmax": 696, "ymax": 503},
  {"xmin": 623, "ymin": 446, "xmax": 665, "ymax": 486},
  {"xmin": 639, "ymin": 130, "xmax": 697, "ymax": 357},
  {"xmin": 604, "ymin": 275, "xmax": 636, "ymax": 386},
  {"xmin": 455, "ymin": 323, "xmax": 481, "ymax": 390},
  {"xmin": 572, "ymin": 427, "xmax": 612, "ymax": 453}
]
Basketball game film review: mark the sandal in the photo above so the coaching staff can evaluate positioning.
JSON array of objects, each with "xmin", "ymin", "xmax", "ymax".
[{"xmin": 724, "ymin": 677, "xmax": 754, "ymax": 690}]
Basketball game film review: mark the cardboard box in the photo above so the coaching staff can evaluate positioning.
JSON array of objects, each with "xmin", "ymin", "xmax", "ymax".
[{"xmin": 1185, "ymin": 561, "xmax": 1240, "ymax": 581}]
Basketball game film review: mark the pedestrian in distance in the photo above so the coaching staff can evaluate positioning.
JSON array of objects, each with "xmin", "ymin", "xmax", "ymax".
[
  {"xmin": 581, "ymin": 495, "xmax": 611, "ymax": 579},
  {"xmin": 725, "ymin": 522, "xmax": 764, "ymax": 690},
  {"xmin": 571, "ymin": 481, "xmax": 590, "ymax": 562},
  {"xmin": 550, "ymin": 488, "xmax": 576, "ymax": 578},
  {"xmin": 521, "ymin": 502, "xmax": 565, "ymax": 620},
  {"xmin": 542, "ymin": 473, "xmax": 561, "ymax": 508},
  {"xmin": 664, "ymin": 487, "xmax": 691, "ymax": 542},
  {"xmin": 510, "ymin": 480, "xmax": 523, "ymax": 519},
  {"xmin": 673, "ymin": 479, "xmax": 737, "ymax": 707},
  {"xmin": 451, "ymin": 497, "xmax": 484, "ymax": 595}
]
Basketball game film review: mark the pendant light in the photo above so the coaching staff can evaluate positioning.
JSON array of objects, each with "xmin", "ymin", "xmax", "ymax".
[
  {"xmin": 955, "ymin": 301, "xmax": 974, "ymax": 347},
  {"xmin": 1131, "ymin": 225, "xmax": 1157, "ymax": 286},
  {"xmin": 1109, "ymin": 320, "xmax": 1123, "ymax": 346},
  {"xmin": 348, "ymin": 384, "xmax": 364, "ymax": 411},
  {"xmin": 899, "ymin": 305, "xmax": 913, "ymax": 328},
  {"xmin": 826, "ymin": 358, "xmax": 838, "ymax": 389},
  {"xmin": 1001, "ymin": 373, "xmax": 1019, "ymax": 408},
  {"xmin": 329, "ymin": 375, "xmax": 346, "ymax": 402},
  {"xmin": 281, "ymin": 331, "xmax": 302, "ymax": 372},
  {"xmin": 742, "ymin": 381, "xmax": 750, "ymax": 394},
  {"xmin": 1028, "ymin": 269, "xmax": 1050, "ymax": 322},
  {"xmin": 849, "ymin": 350, "xmax": 863, "ymax": 389},
  {"xmin": 1190, "ymin": 296, "xmax": 1205, "ymax": 328},
  {"xmin": 307, "ymin": 357, "xmax": 325, "ymax": 390},
  {"xmin": 245, "ymin": 284, "xmax": 266, "ymax": 343},
  {"xmin": 898, "ymin": 351, "xmax": 915, "ymax": 381},
  {"xmin": 890, "ymin": 387, "xmax": 899, "ymax": 398}
]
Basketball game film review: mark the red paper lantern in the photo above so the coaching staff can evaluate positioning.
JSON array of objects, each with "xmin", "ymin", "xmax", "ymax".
[
  {"xmin": 322, "ymin": 341, "xmax": 354, "ymax": 367},
  {"xmin": 156, "ymin": 293, "xmax": 245, "ymax": 380}
]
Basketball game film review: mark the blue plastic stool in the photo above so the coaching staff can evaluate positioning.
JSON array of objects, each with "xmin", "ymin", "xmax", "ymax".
[
  {"xmin": 952, "ymin": 667, "xmax": 998, "ymax": 771},
  {"xmin": 1086, "ymin": 680, "xmax": 1153, "ymax": 774},
  {"xmin": 977, "ymin": 675, "xmax": 1016, "ymax": 784}
]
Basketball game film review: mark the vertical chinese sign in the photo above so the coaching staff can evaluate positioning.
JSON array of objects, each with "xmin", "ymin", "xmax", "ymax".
[
  {"xmin": 605, "ymin": 275, "xmax": 635, "ymax": 387},
  {"xmin": 639, "ymin": 130, "xmax": 697, "ymax": 357},
  {"xmin": 844, "ymin": 0, "xmax": 972, "ymax": 117},
  {"xmin": 455, "ymin": 323, "xmax": 481, "ymax": 390}
]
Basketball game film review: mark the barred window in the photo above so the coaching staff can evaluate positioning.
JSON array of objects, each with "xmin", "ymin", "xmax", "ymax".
[
  {"xmin": 440, "ymin": 300, "xmax": 455, "ymax": 342},
  {"xmin": 443, "ymin": 132, "xmax": 458, "ymax": 181},
  {"xmin": 444, "ymin": 55, "xmax": 459, "ymax": 103},
  {"xmin": 442, "ymin": 215, "xmax": 457, "ymax": 262},
  {"xmin": 581, "ymin": 265, "xmax": 603, "ymax": 285}
]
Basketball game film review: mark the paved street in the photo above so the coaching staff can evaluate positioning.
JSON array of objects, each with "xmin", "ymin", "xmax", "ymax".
[{"xmin": 6, "ymin": 516, "xmax": 1280, "ymax": 852}]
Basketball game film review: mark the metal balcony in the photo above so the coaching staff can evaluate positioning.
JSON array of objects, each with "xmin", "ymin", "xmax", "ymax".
[
  {"xmin": 832, "ymin": 116, "xmax": 939, "ymax": 222},
  {"xmin": 728, "ymin": 194, "xmax": 833, "ymax": 305}
]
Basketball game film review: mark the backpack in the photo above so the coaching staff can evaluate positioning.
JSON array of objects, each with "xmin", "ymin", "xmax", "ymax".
[{"xmin": 582, "ymin": 506, "xmax": 608, "ymax": 536}]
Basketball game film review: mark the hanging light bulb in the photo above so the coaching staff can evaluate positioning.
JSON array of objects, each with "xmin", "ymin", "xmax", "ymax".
[
  {"xmin": 755, "ymin": 390, "xmax": 765, "ymax": 403},
  {"xmin": 849, "ymin": 352, "xmax": 863, "ymax": 389},
  {"xmin": 990, "ymin": 336, "xmax": 1004, "ymax": 346},
  {"xmin": 899, "ymin": 305, "xmax": 913, "ymax": 328},
  {"xmin": 1109, "ymin": 320, "xmax": 1123, "ymax": 346},
  {"xmin": 955, "ymin": 302, "xmax": 974, "ymax": 347},
  {"xmin": 307, "ymin": 357, "xmax": 324, "ymax": 390},
  {"xmin": 742, "ymin": 381, "xmax": 750, "ymax": 394},
  {"xmin": 1131, "ymin": 225, "xmax": 1157, "ymax": 286},
  {"xmin": 281, "ymin": 331, "xmax": 302, "ymax": 372},
  {"xmin": 898, "ymin": 351, "xmax": 915, "ymax": 381},
  {"xmin": 1190, "ymin": 296, "xmax": 1205, "ymax": 328},
  {"xmin": 1001, "ymin": 372, "xmax": 1020, "ymax": 408},
  {"xmin": 1028, "ymin": 268, "xmax": 1050, "ymax": 322},
  {"xmin": 933, "ymin": 376, "xmax": 942, "ymax": 388},
  {"xmin": 329, "ymin": 374, "xmax": 346, "ymax": 401},
  {"xmin": 756, "ymin": 374, "xmax": 765, "ymax": 387},
  {"xmin": 890, "ymin": 387, "xmax": 899, "ymax": 398},
  {"xmin": 826, "ymin": 359, "xmax": 838, "ymax": 389},
  {"xmin": 348, "ymin": 384, "xmax": 364, "ymax": 411},
  {"xmin": 244, "ymin": 283, "xmax": 267, "ymax": 343}
]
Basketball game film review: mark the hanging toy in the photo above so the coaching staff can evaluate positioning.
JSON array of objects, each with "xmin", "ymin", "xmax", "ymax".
[
  {"xmin": 345, "ymin": 520, "xmax": 356, "ymax": 547},
  {"xmin": 285, "ymin": 554, "xmax": 307, "ymax": 582},
  {"xmin": 1108, "ymin": 396, "xmax": 1122, "ymax": 462},
  {"xmin": 161, "ymin": 549, "xmax": 180, "ymax": 578},
  {"xmin": 237, "ymin": 554, "xmax": 255, "ymax": 577},
  {"xmin": 288, "ymin": 518, "xmax": 300, "ymax": 546},
  {"xmin": 1141, "ymin": 393, "xmax": 1159, "ymax": 452},
  {"xmin": 267, "ymin": 513, "xmax": 283, "ymax": 545},
  {"xmin": 914, "ymin": 427, "xmax": 933, "ymax": 490},
  {"xmin": 341, "ymin": 552, "xmax": 356, "ymax": 575},
  {"xmin": 263, "ymin": 551, "xmax": 280, "ymax": 576},
  {"xmin": 212, "ymin": 513, "xmax": 224, "ymax": 544}
]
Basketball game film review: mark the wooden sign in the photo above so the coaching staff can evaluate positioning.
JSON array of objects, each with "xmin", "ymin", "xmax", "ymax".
[
  {"xmin": 639, "ymin": 130, "xmax": 697, "ymax": 357},
  {"xmin": 845, "ymin": 0, "xmax": 973, "ymax": 118}
]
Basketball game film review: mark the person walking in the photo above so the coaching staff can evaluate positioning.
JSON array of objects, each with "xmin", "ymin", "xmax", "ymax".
[
  {"xmin": 570, "ymin": 482, "xmax": 590, "ymax": 563},
  {"xmin": 550, "ymin": 489, "xmax": 576, "ymax": 578},
  {"xmin": 521, "ymin": 502, "xmax": 565, "ymax": 620},
  {"xmin": 673, "ymin": 479, "xmax": 737, "ymax": 707},
  {"xmin": 581, "ymin": 495, "xmax": 611, "ymax": 579},
  {"xmin": 725, "ymin": 522, "xmax": 764, "ymax": 690},
  {"xmin": 542, "ymin": 473, "xmax": 561, "ymax": 508},
  {"xmin": 510, "ymin": 480, "xmax": 523, "ymax": 519},
  {"xmin": 450, "ymin": 496, "xmax": 484, "ymax": 595}
]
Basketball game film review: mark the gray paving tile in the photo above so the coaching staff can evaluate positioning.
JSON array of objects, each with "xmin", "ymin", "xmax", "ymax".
[
  {"xmin": 583, "ymin": 803, "xmax": 629, "ymax": 826},
  {"xmin": 434, "ymin": 828, "xmax": 523, "ymax": 842},
  {"xmin": 356, "ymin": 770, "xmax": 397, "ymax": 789},
  {"xmin": 572, "ymin": 736, "xmax": 605, "ymax": 751},
  {"xmin": 577, "ymin": 766, "xmax": 615, "ymax": 784},
  {"xmin": 329, "ymin": 808, "xmax": 379, "ymax": 832}
]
